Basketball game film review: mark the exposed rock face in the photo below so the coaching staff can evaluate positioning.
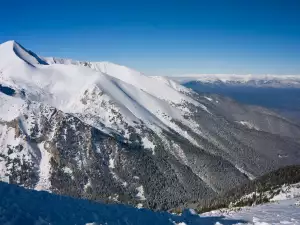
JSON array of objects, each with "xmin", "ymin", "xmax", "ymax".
[{"xmin": 0, "ymin": 41, "xmax": 300, "ymax": 210}]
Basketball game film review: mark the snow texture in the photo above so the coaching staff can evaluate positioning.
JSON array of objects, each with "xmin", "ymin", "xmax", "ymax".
[
  {"xmin": 136, "ymin": 185, "xmax": 146, "ymax": 201},
  {"xmin": 237, "ymin": 121, "xmax": 260, "ymax": 131},
  {"xmin": 35, "ymin": 142, "xmax": 52, "ymax": 191}
]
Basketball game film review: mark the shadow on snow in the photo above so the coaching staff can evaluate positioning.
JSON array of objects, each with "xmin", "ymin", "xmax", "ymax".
[{"xmin": 0, "ymin": 181, "xmax": 247, "ymax": 225}]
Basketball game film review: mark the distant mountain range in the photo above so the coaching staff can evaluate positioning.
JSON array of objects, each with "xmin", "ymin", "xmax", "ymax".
[
  {"xmin": 170, "ymin": 74, "xmax": 300, "ymax": 88},
  {"xmin": 1, "ymin": 41, "xmax": 300, "ymax": 210},
  {"xmin": 170, "ymin": 75, "xmax": 300, "ymax": 122}
]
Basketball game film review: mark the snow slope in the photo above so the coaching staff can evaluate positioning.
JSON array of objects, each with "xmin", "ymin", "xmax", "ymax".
[
  {"xmin": 44, "ymin": 57, "xmax": 197, "ymax": 105},
  {"xmin": 202, "ymin": 181, "xmax": 300, "ymax": 224},
  {"xmin": 202, "ymin": 198, "xmax": 300, "ymax": 225}
]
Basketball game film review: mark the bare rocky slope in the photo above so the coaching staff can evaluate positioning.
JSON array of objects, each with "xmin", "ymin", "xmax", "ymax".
[{"xmin": 0, "ymin": 41, "xmax": 300, "ymax": 210}]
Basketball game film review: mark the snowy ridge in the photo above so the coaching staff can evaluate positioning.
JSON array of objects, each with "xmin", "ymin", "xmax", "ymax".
[
  {"xmin": 0, "ymin": 40, "xmax": 47, "ymax": 68},
  {"xmin": 44, "ymin": 57, "xmax": 197, "ymax": 104},
  {"xmin": 0, "ymin": 41, "xmax": 202, "ymax": 148}
]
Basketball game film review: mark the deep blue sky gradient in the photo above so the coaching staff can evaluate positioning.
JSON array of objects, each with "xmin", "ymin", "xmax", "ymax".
[{"xmin": 1, "ymin": 0, "xmax": 300, "ymax": 75}]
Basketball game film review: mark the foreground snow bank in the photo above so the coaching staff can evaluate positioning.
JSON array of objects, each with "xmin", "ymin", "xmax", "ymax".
[
  {"xmin": 0, "ymin": 182, "xmax": 245, "ymax": 225},
  {"xmin": 1, "ymin": 181, "xmax": 300, "ymax": 224}
]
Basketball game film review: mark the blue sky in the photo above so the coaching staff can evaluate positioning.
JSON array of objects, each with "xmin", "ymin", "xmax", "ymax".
[{"xmin": 1, "ymin": 0, "xmax": 300, "ymax": 75}]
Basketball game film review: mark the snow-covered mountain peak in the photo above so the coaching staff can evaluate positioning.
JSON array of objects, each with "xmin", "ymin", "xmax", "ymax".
[
  {"xmin": 0, "ymin": 41, "xmax": 202, "ymax": 143},
  {"xmin": 0, "ymin": 40, "xmax": 48, "ymax": 67},
  {"xmin": 0, "ymin": 40, "xmax": 25, "ymax": 66},
  {"xmin": 1, "ymin": 41, "xmax": 300, "ymax": 211},
  {"xmin": 0, "ymin": 40, "xmax": 21, "ymax": 50},
  {"xmin": 0, "ymin": 41, "xmax": 193, "ymax": 106}
]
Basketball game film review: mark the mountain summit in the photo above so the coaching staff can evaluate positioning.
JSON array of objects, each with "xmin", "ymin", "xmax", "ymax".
[{"xmin": 0, "ymin": 41, "xmax": 300, "ymax": 210}]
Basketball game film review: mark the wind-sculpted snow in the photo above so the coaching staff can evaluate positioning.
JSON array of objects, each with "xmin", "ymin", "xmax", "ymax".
[{"xmin": 1, "ymin": 40, "xmax": 300, "ymax": 210}]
